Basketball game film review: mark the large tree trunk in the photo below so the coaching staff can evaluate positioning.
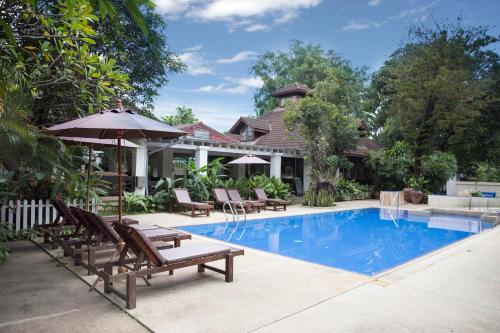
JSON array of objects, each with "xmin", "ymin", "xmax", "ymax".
[{"xmin": 414, "ymin": 97, "xmax": 436, "ymax": 175}]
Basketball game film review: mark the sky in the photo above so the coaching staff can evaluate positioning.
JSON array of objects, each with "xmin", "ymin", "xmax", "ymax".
[{"xmin": 151, "ymin": 0, "xmax": 500, "ymax": 132}]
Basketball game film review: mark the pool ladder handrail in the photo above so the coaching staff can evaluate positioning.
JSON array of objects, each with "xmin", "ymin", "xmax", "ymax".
[
  {"xmin": 222, "ymin": 201, "xmax": 247, "ymax": 241},
  {"xmin": 387, "ymin": 192, "xmax": 400, "ymax": 228},
  {"xmin": 222, "ymin": 201, "xmax": 247, "ymax": 223}
]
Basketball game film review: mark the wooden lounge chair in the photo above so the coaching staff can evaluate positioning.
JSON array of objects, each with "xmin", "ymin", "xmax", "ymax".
[
  {"xmin": 57, "ymin": 207, "xmax": 191, "ymax": 275},
  {"xmin": 212, "ymin": 187, "xmax": 249, "ymax": 211},
  {"xmin": 173, "ymin": 188, "xmax": 213, "ymax": 217},
  {"xmin": 34, "ymin": 197, "xmax": 83, "ymax": 248},
  {"xmin": 254, "ymin": 188, "xmax": 289, "ymax": 211},
  {"xmin": 99, "ymin": 223, "xmax": 244, "ymax": 309},
  {"xmin": 227, "ymin": 188, "xmax": 265, "ymax": 213},
  {"xmin": 37, "ymin": 196, "xmax": 139, "ymax": 249}
]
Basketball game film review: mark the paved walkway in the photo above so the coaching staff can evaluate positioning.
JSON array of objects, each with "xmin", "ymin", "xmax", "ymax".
[
  {"xmin": 4, "ymin": 201, "xmax": 500, "ymax": 332},
  {"xmin": 0, "ymin": 241, "xmax": 149, "ymax": 333}
]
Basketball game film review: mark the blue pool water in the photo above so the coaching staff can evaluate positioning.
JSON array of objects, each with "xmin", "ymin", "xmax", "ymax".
[{"xmin": 179, "ymin": 208, "xmax": 492, "ymax": 276}]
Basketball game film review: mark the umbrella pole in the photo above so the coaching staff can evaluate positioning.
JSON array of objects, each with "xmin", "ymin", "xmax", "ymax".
[
  {"xmin": 86, "ymin": 144, "xmax": 93, "ymax": 211},
  {"xmin": 116, "ymin": 133, "xmax": 126, "ymax": 273},
  {"xmin": 117, "ymin": 135, "xmax": 123, "ymax": 224}
]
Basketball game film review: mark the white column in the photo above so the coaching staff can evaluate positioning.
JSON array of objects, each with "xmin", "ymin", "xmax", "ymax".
[
  {"xmin": 270, "ymin": 153, "xmax": 282, "ymax": 178},
  {"xmin": 161, "ymin": 148, "xmax": 174, "ymax": 178},
  {"xmin": 132, "ymin": 139, "xmax": 147, "ymax": 196},
  {"xmin": 195, "ymin": 146, "xmax": 209, "ymax": 172},
  {"xmin": 303, "ymin": 161, "xmax": 311, "ymax": 192}
]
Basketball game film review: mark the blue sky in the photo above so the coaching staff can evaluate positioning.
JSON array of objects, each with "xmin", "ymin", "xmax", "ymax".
[{"xmin": 151, "ymin": 0, "xmax": 500, "ymax": 131}]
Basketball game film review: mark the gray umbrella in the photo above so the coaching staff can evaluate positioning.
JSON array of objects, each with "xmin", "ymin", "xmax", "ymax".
[{"xmin": 46, "ymin": 99, "xmax": 185, "ymax": 224}]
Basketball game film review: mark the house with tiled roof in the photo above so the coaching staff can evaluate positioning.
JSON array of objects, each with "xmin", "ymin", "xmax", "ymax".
[{"xmin": 138, "ymin": 82, "xmax": 379, "ymax": 195}]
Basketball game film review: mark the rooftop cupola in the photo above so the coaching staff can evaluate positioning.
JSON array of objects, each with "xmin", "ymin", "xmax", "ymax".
[{"xmin": 271, "ymin": 82, "xmax": 310, "ymax": 107}]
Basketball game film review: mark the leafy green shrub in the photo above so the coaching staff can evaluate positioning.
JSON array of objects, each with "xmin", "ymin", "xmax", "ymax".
[
  {"xmin": 179, "ymin": 158, "xmax": 227, "ymax": 201},
  {"xmin": 422, "ymin": 152, "xmax": 457, "ymax": 192},
  {"xmin": 474, "ymin": 162, "xmax": 500, "ymax": 182},
  {"xmin": 231, "ymin": 175, "xmax": 291, "ymax": 200},
  {"xmin": 304, "ymin": 189, "xmax": 336, "ymax": 207},
  {"xmin": 367, "ymin": 141, "xmax": 414, "ymax": 190},
  {"xmin": 123, "ymin": 192, "xmax": 150, "ymax": 213},
  {"xmin": 0, "ymin": 222, "xmax": 12, "ymax": 263},
  {"xmin": 60, "ymin": 170, "xmax": 110, "ymax": 203},
  {"xmin": 404, "ymin": 176, "xmax": 427, "ymax": 191},
  {"xmin": 332, "ymin": 178, "xmax": 371, "ymax": 201}
]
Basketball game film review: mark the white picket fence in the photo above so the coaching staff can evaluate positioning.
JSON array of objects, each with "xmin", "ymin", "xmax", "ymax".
[{"xmin": 0, "ymin": 199, "xmax": 98, "ymax": 231}]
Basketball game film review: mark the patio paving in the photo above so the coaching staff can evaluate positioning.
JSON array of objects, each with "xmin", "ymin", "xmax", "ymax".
[
  {"xmin": 9, "ymin": 200, "xmax": 500, "ymax": 332},
  {"xmin": 0, "ymin": 241, "xmax": 148, "ymax": 333}
]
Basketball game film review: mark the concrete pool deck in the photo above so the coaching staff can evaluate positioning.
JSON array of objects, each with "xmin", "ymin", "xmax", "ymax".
[{"xmin": 5, "ymin": 200, "xmax": 500, "ymax": 332}]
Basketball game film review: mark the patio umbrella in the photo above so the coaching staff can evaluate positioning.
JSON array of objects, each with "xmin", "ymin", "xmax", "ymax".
[
  {"xmin": 60, "ymin": 137, "xmax": 139, "ymax": 211},
  {"xmin": 228, "ymin": 154, "xmax": 269, "ymax": 177},
  {"xmin": 47, "ymin": 99, "xmax": 186, "ymax": 224},
  {"xmin": 228, "ymin": 154, "xmax": 270, "ymax": 165}
]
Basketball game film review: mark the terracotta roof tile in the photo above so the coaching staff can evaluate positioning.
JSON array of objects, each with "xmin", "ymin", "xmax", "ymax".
[{"xmin": 176, "ymin": 122, "xmax": 238, "ymax": 144}]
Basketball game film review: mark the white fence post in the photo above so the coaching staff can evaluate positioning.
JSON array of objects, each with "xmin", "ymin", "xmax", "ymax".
[
  {"xmin": 15, "ymin": 200, "xmax": 21, "ymax": 231},
  {"xmin": 0, "ymin": 198, "xmax": 100, "ymax": 230}
]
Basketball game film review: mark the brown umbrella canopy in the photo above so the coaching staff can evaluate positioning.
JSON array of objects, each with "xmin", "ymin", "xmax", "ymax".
[
  {"xmin": 46, "ymin": 100, "xmax": 186, "ymax": 225},
  {"xmin": 228, "ymin": 154, "xmax": 270, "ymax": 165},
  {"xmin": 60, "ymin": 136, "xmax": 139, "ymax": 148},
  {"xmin": 47, "ymin": 109, "xmax": 185, "ymax": 139}
]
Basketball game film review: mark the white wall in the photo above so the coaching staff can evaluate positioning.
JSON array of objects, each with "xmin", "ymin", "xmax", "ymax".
[
  {"xmin": 446, "ymin": 180, "xmax": 500, "ymax": 196},
  {"xmin": 428, "ymin": 195, "xmax": 500, "ymax": 210},
  {"xmin": 132, "ymin": 139, "xmax": 147, "ymax": 195}
]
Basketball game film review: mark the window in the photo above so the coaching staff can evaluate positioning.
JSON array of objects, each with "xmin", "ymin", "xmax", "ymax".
[
  {"xmin": 193, "ymin": 130, "xmax": 209, "ymax": 140},
  {"xmin": 241, "ymin": 126, "xmax": 253, "ymax": 141}
]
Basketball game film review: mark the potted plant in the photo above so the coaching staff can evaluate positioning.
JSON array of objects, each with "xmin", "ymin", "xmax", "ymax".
[
  {"xmin": 406, "ymin": 176, "xmax": 426, "ymax": 204},
  {"xmin": 403, "ymin": 177, "xmax": 414, "ymax": 203}
]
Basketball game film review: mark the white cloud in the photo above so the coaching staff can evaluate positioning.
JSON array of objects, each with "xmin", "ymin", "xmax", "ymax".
[
  {"xmin": 196, "ymin": 76, "xmax": 263, "ymax": 94},
  {"xmin": 216, "ymin": 51, "xmax": 257, "ymax": 64},
  {"xmin": 183, "ymin": 44, "xmax": 203, "ymax": 52},
  {"xmin": 177, "ymin": 48, "xmax": 214, "ymax": 75},
  {"xmin": 153, "ymin": 97, "xmax": 247, "ymax": 131},
  {"xmin": 191, "ymin": 0, "xmax": 321, "ymax": 21},
  {"xmin": 225, "ymin": 76, "xmax": 263, "ymax": 88},
  {"xmin": 153, "ymin": 0, "xmax": 322, "ymax": 32},
  {"xmin": 342, "ymin": 20, "xmax": 378, "ymax": 31},
  {"xmin": 343, "ymin": 0, "xmax": 439, "ymax": 32},
  {"xmin": 245, "ymin": 24, "xmax": 270, "ymax": 32},
  {"xmin": 391, "ymin": 0, "xmax": 439, "ymax": 19},
  {"xmin": 368, "ymin": 0, "xmax": 381, "ymax": 6},
  {"xmin": 153, "ymin": 0, "xmax": 197, "ymax": 16}
]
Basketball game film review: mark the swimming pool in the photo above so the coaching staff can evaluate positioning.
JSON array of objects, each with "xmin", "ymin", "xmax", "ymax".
[{"xmin": 179, "ymin": 208, "xmax": 492, "ymax": 276}]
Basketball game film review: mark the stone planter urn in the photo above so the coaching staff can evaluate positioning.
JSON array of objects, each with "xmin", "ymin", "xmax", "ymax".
[
  {"xmin": 403, "ymin": 188, "xmax": 413, "ymax": 203},
  {"xmin": 410, "ymin": 190, "xmax": 423, "ymax": 204}
]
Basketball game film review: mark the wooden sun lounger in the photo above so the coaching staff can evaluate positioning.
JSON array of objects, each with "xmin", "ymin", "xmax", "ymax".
[
  {"xmin": 55, "ymin": 207, "xmax": 191, "ymax": 275},
  {"xmin": 254, "ymin": 188, "xmax": 289, "ymax": 211},
  {"xmin": 173, "ymin": 188, "xmax": 213, "ymax": 217},
  {"xmin": 227, "ymin": 188, "xmax": 265, "ymax": 213},
  {"xmin": 99, "ymin": 223, "xmax": 244, "ymax": 309},
  {"xmin": 37, "ymin": 197, "xmax": 139, "ymax": 249},
  {"xmin": 212, "ymin": 188, "xmax": 248, "ymax": 212}
]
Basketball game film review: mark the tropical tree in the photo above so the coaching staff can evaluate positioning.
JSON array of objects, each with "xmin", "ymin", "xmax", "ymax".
[
  {"xmin": 92, "ymin": 1, "xmax": 185, "ymax": 117},
  {"xmin": 251, "ymin": 40, "xmax": 367, "ymax": 116},
  {"xmin": 369, "ymin": 20, "xmax": 499, "ymax": 173},
  {"xmin": 162, "ymin": 106, "xmax": 199, "ymax": 126},
  {"xmin": 285, "ymin": 67, "xmax": 362, "ymax": 195},
  {"xmin": 0, "ymin": 0, "xmax": 130, "ymax": 174}
]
